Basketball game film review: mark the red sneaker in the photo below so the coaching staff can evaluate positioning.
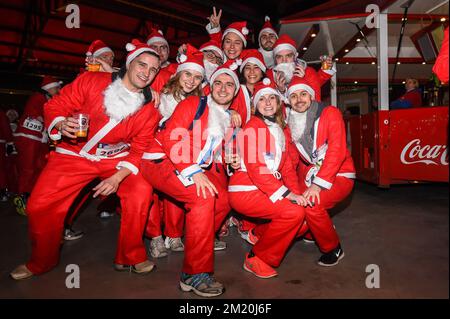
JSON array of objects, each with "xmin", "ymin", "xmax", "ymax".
[{"xmin": 243, "ymin": 253, "xmax": 278, "ymax": 279}]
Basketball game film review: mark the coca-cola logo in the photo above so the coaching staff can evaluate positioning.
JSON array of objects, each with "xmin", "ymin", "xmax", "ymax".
[{"xmin": 400, "ymin": 139, "xmax": 448, "ymax": 165}]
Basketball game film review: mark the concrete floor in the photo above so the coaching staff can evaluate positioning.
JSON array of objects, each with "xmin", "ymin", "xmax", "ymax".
[{"xmin": 0, "ymin": 182, "xmax": 448, "ymax": 299}]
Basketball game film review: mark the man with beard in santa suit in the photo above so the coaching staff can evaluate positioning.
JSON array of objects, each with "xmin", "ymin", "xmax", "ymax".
[
  {"xmin": 258, "ymin": 16, "xmax": 278, "ymax": 69},
  {"xmin": 12, "ymin": 76, "xmax": 61, "ymax": 215},
  {"xmin": 140, "ymin": 60, "xmax": 242, "ymax": 297},
  {"xmin": 10, "ymin": 39, "xmax": 161, "ymax": 280},
  {"xmin": 286, "ymin": 76, "xmax": 355, "ymax": 266}
]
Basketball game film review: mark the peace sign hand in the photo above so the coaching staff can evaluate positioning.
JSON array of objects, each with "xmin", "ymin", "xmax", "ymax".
[{"xmin": 207, "ymin": 6, "xmax": 222, "ymax": 29}]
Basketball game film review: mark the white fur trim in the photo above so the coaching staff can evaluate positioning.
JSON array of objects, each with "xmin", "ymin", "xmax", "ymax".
[
  {"xmin": 265, "ymin": 16, "xmax": 270, "ymax": 22},
  {"xmin": 200, "ymin": 45, "xmax": 224, "ymax": 59},
  {"xmin": 176, "ymin": 62, "xmax": 205, "ymax": 77},
  {"xmin": 222, "ymin": 28, "xmax": 247, "ymax": 47},
  {"xmin": 116, "ymin": 161, "xmax": 139, "ymax": 175},
  {"xmin": 103, "ymin": 78, "xmax": 145, "ymax": 121},
  {"xmin": 253, "ymin": 87, "xmax": 279, "ymax": 108},
  {"xmin": 287, "ymin": 83, "xmax": 315, "ymax": 99},
  {"xmin": 146, "ymin": 36, "xmax": 168, "ymax": 47},
  {"xmin": 180, "ymin": 164, "xmax": 203, "ymax": 178},
  {"xmin": 240, "ymin": 57, "xmax": 266, "ymax": 73},
  {"xmin": 158, "ymin": 93, "xmax": 182, "ymax": 126},
  {"xmin": 126, "ymin": 43, "xmax": 136, "ymax": 52},
  {"xmin": 269, "ymin": 185, "xmax": 289, "ymax": 202},
  {"xmin": 207, "ymin": 95, "xmax": 231, "ymax": 139},
  {"xmin": 179, "ymin": 54, "xmax": 187, "ymax": 63},
  {"xmin": 206, "ymin": 22, "xmax": 221, "ymax": 35},
  {"xmin": 47, "ymin": 116, "xmax": 66, "ymax": 141},
  {"xmin": 41, "ymin": 81, "xmax": 62, "ymax": 91},
  {"xmin": 228, "ymin": 185, "xmax": 258, "ymax": 192},
  {"xmin": 93, "ymin": 47, "xmax": 113, "ymax": 57},
  {"xmin": 263, "ymin": 78, "xmax": 271, "ymax": 85},
  {"xmin": 126, "ymin": 47, "xmax": 158, "ymax": 67},
  {"xmin": 142, "ymin": 152, "xmax": 166, "ymax": 160},
  {"xmin": 288, "ymin": 109, "xmax": 307, "ymax": 143},
  {"xmin": 242, "ymin": 27, "xmax": 249, "ymax": 35},
  {"xmin": 258, "ymin": 47, "xmax": 275, "ymax": 69},
  {"xmin": 273, "ymin": 43, "xmax": 297, "ymax": 58},
  {"xmin": 313, "ymin": 176, "xmax": 332, "ymax": 190}
]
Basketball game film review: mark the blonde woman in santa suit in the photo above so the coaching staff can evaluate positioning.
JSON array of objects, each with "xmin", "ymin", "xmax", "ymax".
[
  {"xmin": 228, "ymin": 79, "xmax": 309, "ymax": 279},
  {"xmin": 144, "ymin": 45, "xmax": 206, "ymax": 258}
]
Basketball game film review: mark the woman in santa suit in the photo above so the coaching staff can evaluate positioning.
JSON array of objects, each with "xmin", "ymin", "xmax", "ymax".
[
  {"xmin": 286, "ymin": 76, "xmax": 355, "ymax": 266},
  {"xmin": 144, "ymin": 44, "xmax": 206, "ymax": 258},
  {"xmin": 10, "ymin": 40, "xmax": 161, "ymax": 280},
  {"xmin": 228, "ymin": 78, "xmax": 308, "ymax": 279}
]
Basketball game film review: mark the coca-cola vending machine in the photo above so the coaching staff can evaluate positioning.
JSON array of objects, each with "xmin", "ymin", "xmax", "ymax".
[{"xmin": 349, "ymin": 106, "xmax": 449, "ymax": 187}]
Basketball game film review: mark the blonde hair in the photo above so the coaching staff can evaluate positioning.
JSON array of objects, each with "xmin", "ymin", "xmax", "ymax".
[{"xmin": 162, "ymin": 71, "xmax": 202, "ymax": 101}]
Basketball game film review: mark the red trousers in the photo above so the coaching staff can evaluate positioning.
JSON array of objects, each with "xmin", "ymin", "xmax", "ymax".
[
  {"xmin": 145, "ymin": 193, "xmax": 184, "ymax": 238},
  {"xmin": 297, "ymin": 176, "xmax": 354, "ymax": 253},
  {"xmin": 141, "ymin": 159, "xmax": 230, "ymax": 274},
  {"xmin": 25, "ymin": 152, "xmax": 152, "ymax": 275},
  {"xmin": 14, "ymin": 137, "xmax": 48, "ymax": 194},
  {"xmin": 229, "ymin": 190, "xmax": 305, "ymax": 267}
]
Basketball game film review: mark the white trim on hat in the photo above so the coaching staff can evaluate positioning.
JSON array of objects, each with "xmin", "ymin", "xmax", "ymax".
[
  {"xmin": 93, "ymin": 46, "xmax": 113, "ymax": 57},
  {"xmin": 273, "ymin": 43, "xmax": 297, "ymax": 58},
  {"xmin": 146, "ymin": 36, "xmax": 169, "ymax": 47},
  {"xmin": 210, "ymin": 68, "xmax": 240, "ymax": 94},
  {"xmin": 287, "ymin": 84, "xmax": 315, "ymax": 99},
  {"xmin": 240, "ymin": 57, "xmax": 266, "ymax": 73},
  {"xmin": 258, "ymin": 28, "xmax": 278, "ymax": 43},
  {"xmin": 176, "ymin": 62, "xmax": 205, "ymax": 77},
  {"xmin": 126, "ymin": 48, "xmax": 158, "ymax": 67},
  {"xmin": 41, "ymin": 81, "xmax": 62, "ymax": 91},
  {"xmin": 253, "ymin": 87, "xmax": 279, "ymax": 108},
  {"xmin": 200, "ymin": 45, "xmax": 224, "ymax": 60},
  {"xmin": 222, "ymin": 28, "xmax": 247, "ymax": 47}
]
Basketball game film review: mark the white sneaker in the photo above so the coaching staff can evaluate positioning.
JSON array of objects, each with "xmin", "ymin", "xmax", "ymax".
[
  {"xmin": 150, "ymin": 236, "xmax": 168, "ymax": 258},
  {"xmin": 214, "ymin": 239, "xmax": 227, "ymax": 251},
  {"xmin": 164, "ymin": 236, "xmax": 184, "ymax": 252}
]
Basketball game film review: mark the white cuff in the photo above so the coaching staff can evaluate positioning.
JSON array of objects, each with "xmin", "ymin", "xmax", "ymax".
[
  {"xmin": 269, "ymin": 185, "xmax": 289, "ymax": 203},
  {"xmin": 313, "ymin": 176, "xmax": 332, "ymax": 190},
  {"xmin": 206, "ymin": 22, "xmax": 221, "ymax": 35},
  {"xmin": 116, "ymin": 161, "xmax": 139, "ymax": 175},
  {"xmin": 47, "ymin": 116, "xmax": 66, "ymax": 141},
  {"xmin": 180, "ymin": 164, "xmax": 203, "ymax": 178},
  {"xmin": 321, "ymin": 64, "xmax": 336, "ymax": 76}
]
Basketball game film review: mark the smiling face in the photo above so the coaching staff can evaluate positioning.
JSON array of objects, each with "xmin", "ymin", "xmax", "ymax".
[
  {"xmin": 243, "ymin": 62, "xmax": 263, "ymax": 85},
  {"xmin": 289, "ymin": 89, "xmax": 313, "ymax": 113},
  {"xmin": 211, "ymin": 73, "xmax": 236, "ymax": 106},
  {"xmin": 222, "ymin": 32, "xmax": 243, "ymax": 60},
  {"xmin": 260, "ymin": 31, "xmax": 277, "ymax": 51},
  {"xmin": 256, "ymin": 93, "xmax": 279, "ymax": 116},
  {"xmin": 179, "ymin": 69, "xmax": 203, "ymax": 94},
  {"xmin": 124, "ymin": 53, "xmax": 160, "ymax": 91}
]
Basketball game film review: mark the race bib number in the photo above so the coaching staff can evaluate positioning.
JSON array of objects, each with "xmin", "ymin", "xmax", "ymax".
[
  {"xmin": 22, "ymin": 117, "xmax": 43, "ymax": 132},
  {"xmin": 95, "ymin": 142, "xmax": 129, "ymax": 158}
]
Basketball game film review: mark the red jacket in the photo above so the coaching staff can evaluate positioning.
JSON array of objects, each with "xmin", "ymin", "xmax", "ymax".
[
  {"xmin": 151, "ymin": 67, "xmax": 173, "ymax": 93},
  {"xmin": 433, "ymin": 27, "xmax": 449, "ymax": 84},
  {"xmin": 45, "ymin": 72, "xmax": 159, "ymax": 175},
  {"xmin": 14, "ymin": 92, "xmax": 48, "ymax": 143},
  {"xmin": 229, "ymin": 116, "xmax": 301, "ymax": 202},
  {"xmin": 290, "ymin": 105, "xmax": 355, "ymax": 190},
  {"xmin": 230, "ymin": 85, "xmax": 252, "ymax": 125}
]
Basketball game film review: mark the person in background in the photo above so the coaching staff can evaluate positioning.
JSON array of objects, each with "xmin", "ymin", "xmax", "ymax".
[
  {"xmin": 390, "ymin": 78, "xmax": 422, "ymax": 109},
  {"xmin": 258, "ymin": 16, "xmax": 278, "ymax": 69}
]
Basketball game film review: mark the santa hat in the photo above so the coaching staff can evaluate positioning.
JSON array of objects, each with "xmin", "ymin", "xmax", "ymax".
[
  {"xmin": 253, "ymin": 78, "xmax": 280, "ymax": 108},
  {"xmin": 258, "ymin": 16, "xmax": 278, "ymax": 44},
  {"xmin": 41, "ymin": 75, "xmax": 62, "ymax": 91},
  {"xmin": 222, "ymin": 21, "xmax": 249, "ymax": 47},
  {"xmin": 273, "ymin": 34, "xmax": 298, "ymax": 58},
  {"xmin": 176, "ymin": 44, "xmax": 205, "ymax": 76},
  {"xmin": 287, "ymin": 76, "xmax": 316, "ymax": 99},
  {"xmin": 209, "ymin": 59, "xmax": 242, "ymax": 94},
  {"xmin": 125, "ymin": 39, "xmax": 159, "ymax": 68},
  {"xmin": 240, "ymin": 49, "xmax": 266, "ymax": 73},
  {"xmin": 200, "ymin": 39, "xmax": 224, "ymax": 61},
  {"xmin": 146, "ymin": 28, "xmax": 169, "ymax": 48},
  {"xmin": 86, "ymin": 40, "xmax": 113, "ymax": 57}
]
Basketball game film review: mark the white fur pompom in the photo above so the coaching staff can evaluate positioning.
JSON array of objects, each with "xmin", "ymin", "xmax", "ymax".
[
  {"xmin": 235, "ymin": 58, "xmax": 242, "ymax": 66},
  {"xmin": 158, "ymin": 30, "xmax": 163, "ymax": 35},
  {"xmin": 263, "ymin": 78, "xmax": 271, "ymax": 85},
  {"xmin": 242, "ymin": 27, "xmax": 249, "ymax": 35},
  {"xmin": 86, "ymin": 52, "xmax": 92, "ymax": 56},
  {"xmin": 265, "ymin": 16, "xmax": 270, "ymax": 22},
  {"xmin": 126, "ymin": 43, "xmax": 136, "ymax": 52},
  {"xmin": 230, "ymin": 63, "xmax": 238, "ymax": 71},
  {"xmin": 179, "ymin": 54, "xmax": 187, "ymax": 63}
]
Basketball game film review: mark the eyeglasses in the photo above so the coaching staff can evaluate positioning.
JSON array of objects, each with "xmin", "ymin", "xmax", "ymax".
[{"xmin": 204, "ymin": 50, "xmax": 223, "ymax": 65}]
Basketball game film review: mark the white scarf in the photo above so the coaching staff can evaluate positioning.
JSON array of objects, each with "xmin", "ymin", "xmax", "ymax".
[
  {"xmin": 207, "ymin": 95, "xmax": 231, "ymax": 139},
  {"xmin": 288, "ymin": 108, "xmax": 307, "ymax": 142},
  {"xmin": 103, "ymin": 78, "xmax": 145, "ymax": 122},
  {"xmin": 159, "ymin": 93, "xmax": 184, "ymax": 126},
  {"xmin": 258, "ymin": 47, "xmax": 275, "ymax": 69}
]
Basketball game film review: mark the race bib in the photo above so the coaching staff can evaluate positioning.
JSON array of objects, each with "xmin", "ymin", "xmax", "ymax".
[
  {"xmin": 95, "ymin": 142, "xmax": 129, "ymax": 158},
  {"xmin": 22, "ymin": 117, "xmax": 43, "ymax": 132}
]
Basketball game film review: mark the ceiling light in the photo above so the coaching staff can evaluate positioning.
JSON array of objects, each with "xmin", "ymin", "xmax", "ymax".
[
  {"xmin": 354, "ymin": 81, "xmax": 358, "ymax": 84},
  {"xmin": 440, "ymin": 17, "xmax": 446, "ymax": 22},
  {"xmin": 402, "ymin": 81, "xmax": 406, "ymax": 84},
  {"xmin": 345, "ymin": 49, "xmax": 349, "ymax": 52},
  {"xmin": 335, "ymin": 58, "xmax": 339, "ymax": 61},
  {"xmin": 346, "ymin": 62, "xmax": 349, "ymax": 64},
  {"xmin": 422, "ymin": 62, "xmax": 426, "ymax": 64},
  {"xmin": 397, "ymin": 61, "xmax": 401, "ymax": 64},
  {"xmin": 303, "ymin": 47, "xmax": 307, "ymax": 50},
  {"xmin": 371, "ymin": 61, "xmax": 376, "ymax": 65},
  {"xmin": 356, "ymin": 38, "xmax": 361, "ymax": 42},
  {"xmin": 311, "ymin": 33, "xmax": 316, "ymax": 37}
]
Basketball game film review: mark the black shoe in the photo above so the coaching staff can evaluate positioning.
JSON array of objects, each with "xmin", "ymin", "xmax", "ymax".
[
  {"xmin": 98, "ymin": 211, "xmax": 114, "ymax": 219},
  {"xmin": 318, "ymin": 244, "xmax": 345, "ymax": 267},
  {"xmin": 64, "ymin": 228, "xmax": 85, "ymax": 241}
]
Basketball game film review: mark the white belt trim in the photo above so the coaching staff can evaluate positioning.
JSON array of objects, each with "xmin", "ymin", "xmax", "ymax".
[
  {"xmin": 228, "ymin": 185, "xmax": 258, "ymax": 192},
  {"xmin": 13, "ymin": 132, "xmax": 46, "ymax": 143},
  {"xmin": 55, "ymin": 147, "xmax": 129, "ymax": 160},
  {"xmin": 142, "ymin": 152, "xmax": 166, "ymax": 160},
  {"xmin": 337, "ymin": 172, "xmax": 356, "ymax": 179}
]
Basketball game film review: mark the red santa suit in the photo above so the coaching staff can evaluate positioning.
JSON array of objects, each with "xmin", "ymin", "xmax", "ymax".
[
  {"xmin": 433, "ymin": 27, "xmax": 449, "ymax": 84},
  {"xmin": 14, "ymin": 89, "xmax": 51, "ymax": 194},
  {"xmin": 24, "ymin": 70, "xmax": 159, "ymax": 275},
  {"xmin": 287, "ymin": 77, "xmax": 355, "ymax": 253},
  {"xmin": 228, "ymin": 113, "xmax": 305, "ymax": 267},
  {"xmin": 141, "ymin": 94, "xmax": 232, "ymax": 274}
]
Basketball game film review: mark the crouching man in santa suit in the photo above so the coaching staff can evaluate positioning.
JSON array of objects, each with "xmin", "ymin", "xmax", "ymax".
[
  {"xmin": 286, "ymin": 76, "xmax": 356, "ymax": 267},
  {"xmin": 10, "ymin": 39, "xmax": 161, "ymax": 280},
  {"xmin": 140, "ymin": 60, "xmax": 243, "ymax": 297}
]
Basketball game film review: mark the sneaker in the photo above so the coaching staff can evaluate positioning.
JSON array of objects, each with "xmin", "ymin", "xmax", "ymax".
[
  {"xmin": 149, "ymin": 236, "xmax": 168, "ymax": 258},
  {"xmin": 240, "ymin": 228, "xmax": 259, "ymax": 245},
  {"xmin": 214, "ymin": 239, "xmax": 227, "ymax": 251},
  {"xmin": 164, "ymin": 236, "xmax": 184, "ymax": 252},
  {"xmin": 318, "ymin": 244, "xmax": 345, "ymax": 267},
  {"xmin": 243, "ymin": 253, "xmax": 278, "ymax": 279},
  {"xmin": 10, "ymin": 264, "xmax": 33, "ymax": 280},
  {"xmin": 228, "ymin": 216, "xmax": 240, "ymax": 227},
  {"xmin": 13, "ymin": 195, "xmax": 27, "ymax": 216},
  {"xmin": 114, "ymin": 260, "xmax": 155, "ymax": 274},
  {"xmin": 98, "ymin": 211, "xmax": 114, "ymax": 219},
  {"xmin": 302, "ymin": 232, "xmax": 315, "ymax": 244},
  {"xmin": 63, "ymin": 228, "xmax": 85, "ymax": 241},
  {"xmin": 179, "ymin": 272, "xmax": 224, "ymax": 297},
  {"xmin": 218, "ymin": 222, "xmax": 230, "ymax": 237}
]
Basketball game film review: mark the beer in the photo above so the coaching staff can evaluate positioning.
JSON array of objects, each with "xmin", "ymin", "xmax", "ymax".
[
  {"xmin": 320, "ymin": 55, "xmax": 332, "ymax": 70},
  {"xmin": 87, "ymin": 63, "xmax": 101, "ymax": 72},
  {"xmin": 73, "ymin": 113, "xmax": 89, "ymax": 138}
]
